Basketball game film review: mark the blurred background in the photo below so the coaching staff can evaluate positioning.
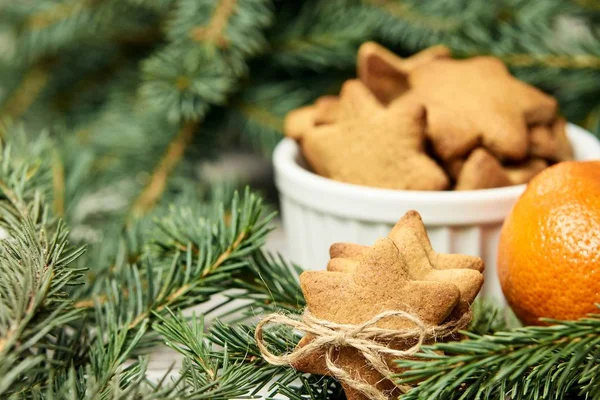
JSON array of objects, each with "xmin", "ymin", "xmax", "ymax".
[
  {"xmin": 0, "ymin": 1, "xmax": 599, "ymax": 393},
  {"xmin": 0, "ymin": 0, "xmax": 599, "ymax": 229}
]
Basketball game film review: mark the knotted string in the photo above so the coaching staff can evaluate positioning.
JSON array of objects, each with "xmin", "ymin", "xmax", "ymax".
[{"xmin": 255, "ymin": 309, "xmax": 471, "ymax": 400}]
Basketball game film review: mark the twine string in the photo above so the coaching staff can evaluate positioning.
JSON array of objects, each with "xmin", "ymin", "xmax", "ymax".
[{"xmin": 255, "ymin": 309, "xmax": 470, "ymax": 400}]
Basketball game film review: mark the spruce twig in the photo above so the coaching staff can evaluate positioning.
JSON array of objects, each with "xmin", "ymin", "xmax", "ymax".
[
  {"xmin": 128, "ymin": 121, "xmax": 198, "ymax": 221},
  {"xmin": 25, "ymin": 1, "xmax": 96, "ymax": 31},
  {"xmin": 0, "ymin": 148, "xmax": 86, "ymax": 396},
  {"xmin": 499, "ymin": 53, "xmax": 600, "ymax": 70},
  {"xmin": 365, "ymin": 0, "xmax": 461, "ymax": 31},
  {"xmin": 189, "ymin": 0, "xmax": 238, "ymax": 48},
  {"xmin": 397, "ymin": 311, "xmax": 600, "ymax": 400},
  {"xmin": 152, "ymin": 309, "xmax": 278, "ymax": 399},
  {"xmin": 0, "ymin": 64, "xmax": 51, "ymax": 120},
  {"xmin": 0, "ymin": 128, "xmax": 286, "ymax": 397}
]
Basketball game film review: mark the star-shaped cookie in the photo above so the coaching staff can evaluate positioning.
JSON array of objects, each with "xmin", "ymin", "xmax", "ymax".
[
  {"xmin": 296, "ymin": 79, "xmax": 449, "ymax": 190},
  {"xmin": 357, "ymin": 41, "xmax": 451, "ymax": 105},
  {"xmin": 293, "ymin": 238, "xmax": 462, "ymax": 400},
  {"xmin": 529, "ymin": 117, "xmax": 573, "ymax": 162},
  {"xmin": 286, "ymin": 43, "xmax": 450, "ymax": 138},
  {"xmin": 357, "ymin": 42, "xmax": 558, "ymax": 161},
  {"xmin": 408, "ymin": 57, "xmax": 557, "ymax": 161},
  {"xmin": 284, "ymin": 95, "xmax": 340, "ymax": 140},
  {"xmin": 328, "ymin": 211, "xmax": 484, "ymax": 317},
  {"xmin": 453, "ymin": 148, "xmax": 548, "ymax": 190}
]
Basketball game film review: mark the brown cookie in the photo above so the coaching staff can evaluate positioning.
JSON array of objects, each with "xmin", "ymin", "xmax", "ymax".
[
  {"xmin": 455, "ymin": 148, "xmax": 512, "ymax": 190},
  {"xmin": 283, "ymin": 95, "xmax": 341, "ymax": 141},
  {"xmin": 313, "ymin": 95, "xmax": 341, "ymax": 125},
  {"xmin": 329, "ymin": 242, "xmax": 370, "ymax": 259},
  {"xmin": 294, "ymin": 238, "xmax": 461, "ymax": 400},
  {"xmin": 356, "ymin": 43, "xmax": 558, "ymax": 161},
  {"xmin": 328, "ymin": 211, "xmax": 484, "ymax": 315},
  {"xmin": 329, "ymin": 215, "xmax": 484, "ymax": 273},
  {"xmin": 455, "ymin": 148, "xmax": 549, "ymax": 190},
  {"xmin": 292, "ymin": 344, "xmax": 400, "ymax": 400},
  {"xmin": 357, "ymin": 41, "xmax": 450, "ymax": 105},
  {"xmin": 552, "ymin": 118, "xmax": 574, "ymax": 161},
  {"xmin": 303, "ymin": 239, "xmax": 460, "ymax": 331},
  {"xmin": 529, "ymin": 117, "xmax": 573, "ymax": 161},
  {"xmin": 407, "ymin": 57, "xmax": 558, "ymax": 161},
  {"xmin": 300, "ymin": 80, "xmax": 450, "ymax": 190},
  {"xmin": 293, "ymin": 211, "xmax": 484, "ymax": 400},
  {"xmin": 529, "ymin": 125, "xmax": 555, "ymax": 159},
  {"xmin": 444, "ymin": 158, "xmax": 466, "ymax": 181},
  {"xmin": 505, "ymin": 158, "xmax": 548, "ymax": 184},
  {"xmin": 284, "ymin": 105, "xmax": 316, "ymax": 141},
  {"xmin": 390, "ymin": 211, "xmax": 484, "ymax": 272}
]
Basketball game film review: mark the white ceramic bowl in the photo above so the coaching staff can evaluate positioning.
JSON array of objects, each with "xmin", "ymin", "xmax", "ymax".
[{"xmin": 273, "ymin": 123, "xmax": 600, "ymax": 301}]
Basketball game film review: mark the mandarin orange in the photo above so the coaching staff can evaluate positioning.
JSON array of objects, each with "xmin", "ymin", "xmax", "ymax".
[{"xmin": 497, "ymin": 161, "xmax": 600, "ymax": 325}]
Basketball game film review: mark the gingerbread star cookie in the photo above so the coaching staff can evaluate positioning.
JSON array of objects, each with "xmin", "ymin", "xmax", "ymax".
[
  {"xmin": 293, "ymin": 238, "xmax": 462, "ymax": 400},
  {"xmin": 454, "ymin": 148, "xmax": 549, "ymax": 190},
  {"xmin": 284, "ymin": 95, "xmax": 340, "ymax": 140},
  {"xmin": 406, "ymin": 57, "xmax": 558, "ymax": 161},
  {"xmin": 529, "ymin": 117, "xmax": 573, "ymax": 162},
  {"xmin": 357, "ymin": 41, "xmax": 451, "ymax": 105},
  {"xmin": 292, "ymin": 79, "xmax": 450, "ymax": 190},
  {"xmin": 357, "ymin": 42, "xmax": 558, "ymax": 161},
  {"xmin": 328, "ymin": 211, "xmax": 484, "ymax": 316}
]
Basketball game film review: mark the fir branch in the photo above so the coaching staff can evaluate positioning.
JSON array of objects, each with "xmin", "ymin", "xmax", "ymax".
[
  {"xmin": 0, "ymin": 127, "xmax": 55, "ymax": 217},
  {"xmin": 151, "ymin": 186, "xmax": 274, "ymax": 259},
  {"xmin": 188, "ymin": 0, "xmax": 238, "ymax": 48},
  {"xmin": 0, "ymin": 63, "xmax": 51, "ymax": 121},
  {"xmin": 0, "ymin": 141, "xmax": 86, "ymax": 395},
  {"xmin": 234, "ymin": 101, "xmax": 284, "ymax": 154},
  {"xmin": 216, "ymin": 251, "xmax": 305, "ymax": 321},
  {"xmin": 238, "ymin": 102, "xmax": 283, "ymax": 133},
  {"xmin": 366, "ymin": 0, "xmax": 465, "ymax": 51},
  {"xmin": 48, "ymin": 48, "xmax": 130, "ymax": 119},
  {"xmin": 207, "ymin": 320, "xmax": 345, "ymax": 400},
  {"xmin": 141, "ymin": 0, "xmax": 273, "ymax": 122},
  {"xmin": 397, "ymin": 312, "xmax": 600, "ymax": 400},
  {"xmin": 574, "ymin": 0, "xmax": 600, "ymax": 12},
  {"xmin": 167, "ymin": 0, "xmax": 273, "ymax": 60},
  {"xmin": 269, "ymin": 0, "xmax": 374, "ymax": 70},
  {"xmin": 152, "ymin": 309, "xmax": 281, "ymax": 399},
  {"xmin": 11, "ymin": 0, "xmax": 162, "ymax": 63},
  {"xmin": 46, "ymin": 187, "xmax": 274, "ymax": 397},
  {"xmin": 500, "ymin": 53, "xmax": 600, "ymax": 70},
  {"xmin": 128, "ymin": 121, "xmax": 197, "ymax": 221},
  {"xmin": 207, "ymin": 320, "xmax": 299, "ymax": 378},
  {"xmin": 82, "ymin": 301, "xmax": 150, "ymax": 398},
  {"xmin": 51, "ymin": 151, "xmax": 65, "ymax": 217},
  {"xmin": 273, "ymin": 375, "xmax": 345, "ymax": 400},
  {"xmin": 0, "ymin": 127, "xmax": 291, "ymax": 397},
  {"xmin": 140, "ymin": 48, "xmax": 237, "ymax": 122},
  {"xmin": 104, "ymin": 189, "xmax": 272, "ymax": 326},
  {"xmin": 25, "ymin": 1, "xmax": 97, "ymax": 31},
  {"xmin": 366, "ymin": 0, "xmax": 461, "ymax": 32},
  {"xmin": 468, "ymin": 299, "xmax": 519, "ymax": 336}
]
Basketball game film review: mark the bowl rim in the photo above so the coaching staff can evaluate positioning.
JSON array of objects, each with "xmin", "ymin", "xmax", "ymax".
[
  {"xmin": 274, "ymin": 123, "xmax": 600, "ymax": 200},
  {"xmin": 274, "ymin": 137, "xmax": 529, "ymax": 203},
  {"xmin": 273, "ymin": 123, "xmax": 600, "ymax": 224}
]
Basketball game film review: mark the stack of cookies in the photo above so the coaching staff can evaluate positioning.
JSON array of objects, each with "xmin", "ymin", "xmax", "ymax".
[
  {"xmin": 292, "ymin": 211, "xmax": 484, "ymax": 400},
  {"xmin": 284, "ymin": 42, "xmax": 573, "ymax": 191}
]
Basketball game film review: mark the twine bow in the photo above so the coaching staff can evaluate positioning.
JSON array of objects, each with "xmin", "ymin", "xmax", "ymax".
[{"xmin": 255, "ymin": 309, "xmax": 470, "ymax": 400}]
